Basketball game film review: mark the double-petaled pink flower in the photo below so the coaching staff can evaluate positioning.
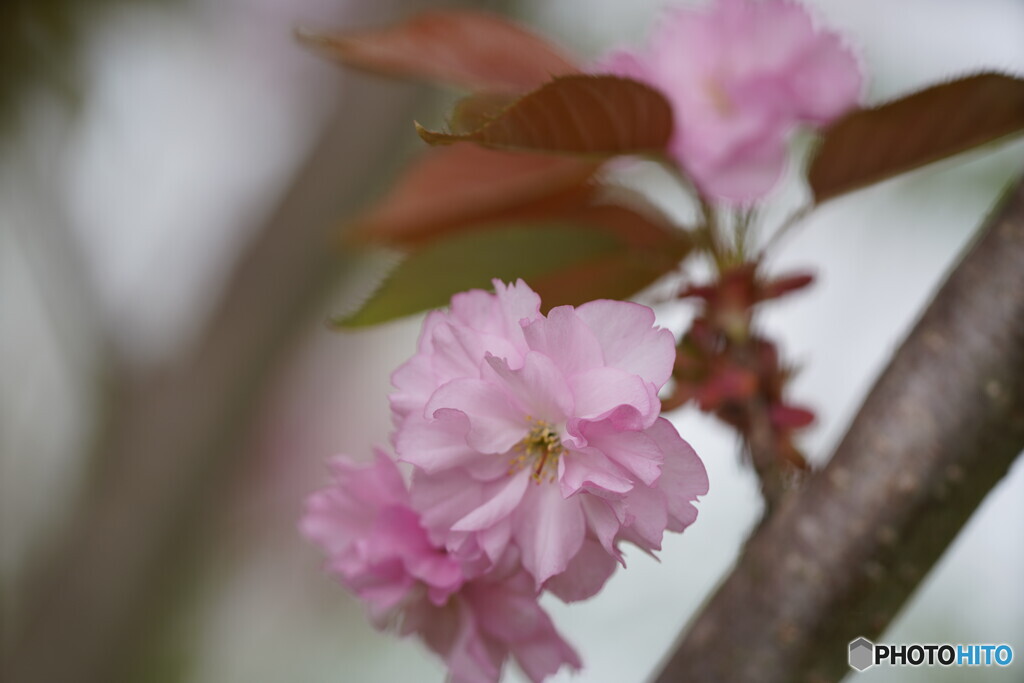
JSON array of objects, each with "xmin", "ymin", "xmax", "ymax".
[
  {"xmin": 602, "ymin": 0, "xmax": 863, "ymax": 202},
  {"xmin": 304, "ymin": 281, "xmax": 708, "ymax": 680},
  {"xmin": 392, "ymin": 280, "xmax": 708, "ymax": 594},
  {"xmin": 301, "ymin": 452, "xmax": 581, "ymax": 683}
]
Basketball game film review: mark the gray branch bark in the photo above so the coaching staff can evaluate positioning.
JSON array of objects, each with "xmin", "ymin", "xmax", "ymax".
[{"xmin": 655, "ymin": 178, "xmax": 1024, "ymax": 682}]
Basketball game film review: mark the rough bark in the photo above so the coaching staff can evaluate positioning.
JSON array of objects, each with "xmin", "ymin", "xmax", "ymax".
[{"xmin": 656, "ymin": 178, "xmax": 1024, "ymax": 683}]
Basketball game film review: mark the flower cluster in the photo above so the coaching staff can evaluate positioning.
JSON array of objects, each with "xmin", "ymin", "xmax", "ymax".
[
  {"xmin": 601, "ymin": 0, "xmax": 862, "ymax": 202},
  {"xmin": 302, "ymin": 280, "xmax": 708, "ymax": 682}
]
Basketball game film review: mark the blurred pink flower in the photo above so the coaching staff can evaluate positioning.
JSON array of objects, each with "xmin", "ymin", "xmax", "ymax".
[
  {"xmin": 403, "ymin": 555, "xmax": 582, "ymax": 683},
  {"xmin": 300, "ymin": 450, "xmax": 463, "ymax": 621},
  {"xmin": 301, "ymin": 452, "xmax": 580, "ymax": 682},
  {"xmin": 601, "ymin": 0, "xmax": 863, "ymax": 202},
  {"xmin": 393, "ymin": 280, "xmax": 708, "ymax": 589}
]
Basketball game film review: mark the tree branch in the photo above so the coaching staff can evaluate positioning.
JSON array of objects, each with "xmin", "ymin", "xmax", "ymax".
[{"xmin": 655, "ymin": 177, "xmax": 1024, "ymax": 683}]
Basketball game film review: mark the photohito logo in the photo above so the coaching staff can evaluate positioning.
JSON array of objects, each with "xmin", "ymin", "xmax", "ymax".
[{"xmin": 849, "ymin": 637, "xmax": 1014, "ymax": 672}]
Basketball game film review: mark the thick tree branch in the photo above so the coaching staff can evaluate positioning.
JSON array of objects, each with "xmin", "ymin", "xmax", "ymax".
[{"xmin": 656, "ymin": 177, "xmax": 1024, "ymax": 683}]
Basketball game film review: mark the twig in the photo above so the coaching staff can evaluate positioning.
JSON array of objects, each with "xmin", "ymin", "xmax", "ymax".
[{"xmin": 655, "ymin": 177, "xmax": 1024, "ymax": 683}]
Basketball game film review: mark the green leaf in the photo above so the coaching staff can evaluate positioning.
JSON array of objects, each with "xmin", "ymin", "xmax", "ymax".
[
  {"xmin": 336, "ymin": 222, "xmax": 688, "ymax": 327},
  {"xmin": 809, "ymin": 72, "xmax": 1024, "ymax": 202},
  {"xmin": 417, "ymin": 75, "xmax": 673, "ymax": 157}
]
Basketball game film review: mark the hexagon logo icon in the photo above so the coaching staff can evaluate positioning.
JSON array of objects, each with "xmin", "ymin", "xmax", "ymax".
[{"xmin": 849, "ymin": 637, "xmax": 875, "ymax": 672}]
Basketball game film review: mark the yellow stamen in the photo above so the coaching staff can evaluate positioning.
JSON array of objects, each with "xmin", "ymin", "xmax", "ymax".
[{"xmin": 509, "ymin": 417, "xmax": 565, "ymax": 484}]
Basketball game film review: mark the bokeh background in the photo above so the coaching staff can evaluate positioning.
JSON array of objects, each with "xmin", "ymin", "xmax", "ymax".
[{"xmin": 2, "ymin": 1, "xmax": 1023, "ymax": 681}]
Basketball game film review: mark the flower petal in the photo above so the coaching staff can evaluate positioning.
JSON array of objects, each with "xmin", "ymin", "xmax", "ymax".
[
  {"xmin": 578, "ymin": 419, "xmax": 665, "ymax": 486},
  {"xmin": 452, "ymin": 470, "xmax": 530, "ymax": 532},
  {"xmin": 574, "ymin": 299, "xmax": 676, "ymax": 388},
  {"xmin": 581, "ymin": 495, "xmax": 623, "ymax": 557},
  {"xmin": 484, "ymin": 351, "xmax": 573, "ymax": 422},
  {"xmin": 513, "ymin": 483, "xmax": 585, "ymax": 585},
  {"xmin": 620, "ymin": 481, "xmax": 669, "ymax": 551},
  {"xmin": 569, "ymin": 366, "xmax": 656, "ymax": 422},
  {"xmin": 521, "ymin": 305, "xmax": 605, "ymax": 375},
  {"xmin": 543, "ymin": 537, "xmax": 619, "ymax": 603},
  {"xmin": 426, "ymin": 378, "xmax": 524, "ymax": 454},
  {"xmin": 511, "ymin": 621, "xmax": 582, "ymax": 683},
  {"xmin": 647, "ymin": 417, "xmax": 709, "ymax": 531},
  {"xmin": 559, "ymin": 448, "xmax": 634, "ymax": 498},
  {"xmin": 410, "ymin": 469, "xmax": 488, "ymax": 543}
]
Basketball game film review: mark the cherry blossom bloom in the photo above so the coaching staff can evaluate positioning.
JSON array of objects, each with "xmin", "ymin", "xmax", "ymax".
[
  {"xmin": 301, "ymin": 451, "xmax": 580, "ymax": 682},
  {"xmin": 300, "ymin": 450, "xmax": 463, "ymax": 621},
  {"xmin": 601, "ymin": 0, "xmax": 863, "ymax": 202},
  {"xmin": 393, "ymin": 280, "xmax": 708, "ymax": 590},
  {"xmin": 402, "ymin": 555, "xmax": 582, "ymax": 683}
]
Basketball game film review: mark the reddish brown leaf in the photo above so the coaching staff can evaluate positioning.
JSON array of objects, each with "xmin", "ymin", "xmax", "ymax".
[
  {"xmin": 449, "ymin": 93, "xmax": 519, "ymax": 134},
  {"xmin": 299, "ymin": 10, "xmax": 578, "ymax": 93},
  {"xmin": 532, "ymin": 202, "xmax": 691, "ymax": 310},
  {"xmin": 417, "ymin": 75, "xmax": 674, "ymax": 156},
  {"xmin": 809, "ymin": 72, "xmax": 1024, "ymax": 202},
  {"xmin": 347, "ymin": 144, "xmax": 598, "ymax": 246},
  {"xmin": 532, "ymin": 251, "xmax": 676, "ymax": 312}
]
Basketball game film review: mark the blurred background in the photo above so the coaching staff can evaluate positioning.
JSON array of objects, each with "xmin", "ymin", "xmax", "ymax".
[{"xmin": 1, "ymin": 0, "xmax": 1022, "ymax": 681}]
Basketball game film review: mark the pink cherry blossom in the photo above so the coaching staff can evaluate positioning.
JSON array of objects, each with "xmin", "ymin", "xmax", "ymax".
[
  {"xmin": 300, "ymin": 450, "xmax": 463, "ymax": 621},
  {"xmin": 601, "ymin": 0, "xmax": 863, "ymax": 202},
  {"xmin": 393, "ymin": 280, "xmax": 708, "ymax": 589},
  {"xmin": 301, "ymin": 451, "xmax": 580, "ymax": 682},
  {"xmin": 402, "ymin": 554, "xmax": 581, "ymax": 683}
]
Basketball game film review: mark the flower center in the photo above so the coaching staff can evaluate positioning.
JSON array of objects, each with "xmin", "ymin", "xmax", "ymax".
[
  {"xmin": 704, "ymin": 78, "xmax": 734, "ymax": 117},
  {"xmin": 510, "ymin": 417, "xmax": 565, "ymax": 484}
]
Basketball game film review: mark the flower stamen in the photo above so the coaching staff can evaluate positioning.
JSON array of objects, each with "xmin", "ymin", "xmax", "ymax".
[{"xmin": 510, "ymin": 417, "xmax": 565, "ymax": 484}]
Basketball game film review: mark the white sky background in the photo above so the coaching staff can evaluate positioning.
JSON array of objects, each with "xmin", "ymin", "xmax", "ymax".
[{"xmin": 1, "ymin": 0, "xmax": 1023, "ymax": 682}]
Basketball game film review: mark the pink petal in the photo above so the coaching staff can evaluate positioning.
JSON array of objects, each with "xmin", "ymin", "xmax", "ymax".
[
  {"xmin": 511, "ymin": 623, "xmax": 582, "ymax": 683},
  {"xmin": 513, "ymin": 484, "xmax": 586, "ymax": 585},
  {"xmin": 427, "ymin": 320, "xmax": 486, "ymax": 382},
  {"xmin": 569, "ymin": 366, "xmax": 656, "ymax": 422},
  {"xmin": 594, "ymin": 47, "xmax": 650, "ymax": 81},
  {"xmin": 620, "ymin": 481, "xmax": 669, "ymax": 551},
  {"xmin": 559, "ymin": 448, "xmax": 634, "ymax": 498},
  {"xmin": 299, "ymin": 488, "xmax": 367, "ymax": 554},
  {"xmin": 544, "ymin": 537, "xmax": 619, "ymax": 602},
  {"xmin": 390, "ymin": 355, "xmax": 436, "ymax": 421},
  {"xmin": 445, "ymin": 602, "xmax": 504, "ymax": 683},
  {"xmin": 483, "ymin": 351, "xmax": 573, "ymax": 422},
  {"xmin": 581, "ymin": 495, "xmax": 623, "ymax": 557},
  {"xmin": 521, "ymin": 305, "xmax": 605, "ymax": 376},
  {"xmin": 492, "ymin": 279, "xmax": 543, "ymax": 336},
  {"xmin": 477, "ymin": 518, "xmax": 513, "ymax": 565},
  {"xmin": 688, "ymin": 131, "xmax": 788, "ymax": 203},
  {"xmin": 410, "ymin": 469, "xmax": 488, "ymax": 543},
  {"xmin": 578, "ymin": 420, "xmax": 665, "ymax": 486},
  {"xmin": 647, "ymin": 417, "xmax": 709, "ymax": 531},
  {"xmin": 469, "ymin": 582, "xmax": 544, "ymax": 643},
  {"xmin": 452, "ymin": 470, "xmax": 530, "ymax": 532},
  {"xmin": 790, "ymin": 32, "xmax": 863, "ymax": 123},
  {"xmin": 333, "ymin": 451, "xmax": 408, "ymax": 504},
  {"xmin": 573, "ymin": 299, "xmax": 676, "ymax": 388},
  {"xmin": 426, "ymin": 378, "xmax": 524, "ymax": 454},
  {"xmin": 395, "ymin": 411, "xmax": 476, "ymax": 473}
]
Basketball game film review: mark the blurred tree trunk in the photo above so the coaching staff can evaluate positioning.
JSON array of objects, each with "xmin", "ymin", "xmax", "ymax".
[{"xmin": 3, "ymin": 2, "xmax": 503, "ymax": 681}]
